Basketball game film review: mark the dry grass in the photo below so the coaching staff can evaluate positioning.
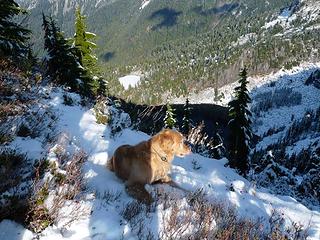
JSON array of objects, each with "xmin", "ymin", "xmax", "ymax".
[
  {"xmin": 120, "ymin": 188, "xmax": 310, "ymax": 240},
  {"xmin": 27, "ymin": 150, "xmax": 88, "ymax": 233},
  {"xmin": 187, "ymin": 122, "xmax": 218, "ymax": 157}
]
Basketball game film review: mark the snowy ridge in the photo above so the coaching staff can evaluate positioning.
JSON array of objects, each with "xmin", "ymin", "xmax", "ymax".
[
  {"xmin": 262, "ymin": 0, "xmax": 320, "ymax": 30},
  {"xmin": 1, "ymin": 84, "xmax": 319, "ymax": 239},
  {"xmin": 172, "ymin": 62, "xmax": 320, "ymax": 106},
  {"xmin": 173, "ymin": 62, "xmax": 320, "ymax": 158},
  {"xmin": 249, "ymin": 64, "xmax": 320, "ymax": 136}
]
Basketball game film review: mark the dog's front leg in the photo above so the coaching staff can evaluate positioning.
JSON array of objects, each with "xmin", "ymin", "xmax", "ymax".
[
  {"xmin": 125, "ymin": 181, "xmax": 153, "ymax": 204},
  {"xmin": 161, "ymin": 175, "xmax": 172, "ymax": 183},
  {"xmin": 159, "ymin": 176, "xmax": 189, "ymax": 193}
]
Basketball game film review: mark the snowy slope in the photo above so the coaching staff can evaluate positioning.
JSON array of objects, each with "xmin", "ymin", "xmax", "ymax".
[
  {"xmin": 1, "ymin": 86, "xmax": 319, "ymax": 239},
  {"xmin": 263, "ymin": 0, "xmax": 320, "ymax": 31},
  {"xmin": 173, "ymin": 62, "xmax": 320, "ymax": 107},
  {"xmin": 173, "ymin": 63, "xmax": 320, "ymax": 210}
]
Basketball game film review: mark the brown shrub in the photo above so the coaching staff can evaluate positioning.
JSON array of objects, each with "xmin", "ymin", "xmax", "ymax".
[
  {"xmin": 27, "ymin": 150, "xmax": 88, "ymax": 233},
  {"xmin": 121, "ymin": 188, "xmax": 309, "ymax": 240}
]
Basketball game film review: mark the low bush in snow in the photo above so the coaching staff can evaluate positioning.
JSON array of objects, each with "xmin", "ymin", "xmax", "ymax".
[
  {"xmin": 120, "ymin": 188, "xmax": 309, "ymax": 239},
  {"xmin": 92, "ymin": 98, "xmax": 131, "ymax": 137},
  {"xmin": 0, "ymin": 63, "xmax": 58, "ymax": 143},
  {"xmin": 187, "ymin": 122, "xmax": 225, "ymax": 159},
  {"xmin": 0, "ymin": 145, "xmax": 88, "ymax": 233},
  {"xmin": 0, "ymin": 149, "xmax": 33, "ymax": 224},
  {"xmin": 27, "ymin": 150, "xmax": 88, "ymax": 233},
  {"xmin": 93, "ymin": 99, "xmax": 110, "ymax": 125}
]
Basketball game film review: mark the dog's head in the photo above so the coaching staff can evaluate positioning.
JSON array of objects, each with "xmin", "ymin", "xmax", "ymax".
[{"xmin": 157, "ymin": 129, "xmax": 191, "ymax": 158}]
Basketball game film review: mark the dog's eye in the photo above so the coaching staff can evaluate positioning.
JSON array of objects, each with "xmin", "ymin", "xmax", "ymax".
[{"xmin": 183, "ymin": 140, "xmax": 192, "ymax": 147}]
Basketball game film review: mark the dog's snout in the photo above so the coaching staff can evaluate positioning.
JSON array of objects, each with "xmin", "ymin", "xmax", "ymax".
[{"xmin": 183, "ymin": 140, "xmax": 192, "ymax": 155}]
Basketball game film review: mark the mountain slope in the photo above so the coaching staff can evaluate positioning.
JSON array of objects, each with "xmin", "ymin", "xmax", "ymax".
[
  {"xmin": 104, "ymin": 0, "xmax": 320, "ymax": 104},
  {"xmin": 0, "ymin": 82, "xmax": 319, "ymax": 239},
  {"xmin": 19, "ymin": 0, "xmax": 292, "ymax": 63},
  {"xmin": 18, "ymin": 0, "xmax": 320, "ymax": 104}
]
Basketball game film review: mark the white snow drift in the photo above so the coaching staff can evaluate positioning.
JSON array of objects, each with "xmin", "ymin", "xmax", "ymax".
[{"xmin": 118, "ymin": 75, "xmax": 141, "ymax": 90}]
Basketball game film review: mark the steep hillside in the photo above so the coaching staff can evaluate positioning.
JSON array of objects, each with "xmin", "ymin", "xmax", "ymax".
[
  {"xmin": 0, "ymin": 65, "xmax": 319, "ymax": 239},
  {"xmin": 19, "ymin": 0, "xmax": 290, "ymax": 62},
  {"xmin": 102, "ymin": 0, "xmax": 320, "ymax": 104},
  {"xmin": 175, "ymin": 62, "xmax": 320, "ymax": 209},
  {"xmin": 18, "ymin": 0, "xmax": 320, "ymax": 104},
  {"xmin": 108, "ymin": 0, "xmax": 320, "ymax": 104}
]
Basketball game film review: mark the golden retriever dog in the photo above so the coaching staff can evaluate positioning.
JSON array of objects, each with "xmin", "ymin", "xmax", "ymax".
[{"xmin": 107, "ymin": 129, "xmax": 191, "ymax": 203}]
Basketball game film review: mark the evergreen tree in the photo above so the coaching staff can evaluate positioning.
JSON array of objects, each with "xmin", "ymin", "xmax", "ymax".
[
  {"xmin": 42, "ymin": 15, "xmax": 91, "ymax": 95},
  {"xmin": 227, "ymin": 67, "xmax": 253, "ymax": 176},
  {"xmin": 97, "ymin": 77, "xmax": 108, "ymax": 97},
  {"xmin": 73, "ymin": 7, "xmax": 98, "ymax": 73},
  {"xmin": 164, "ymin": 104, "xmax": 176, "ymax": 129},
  {"xmin": 182, "ymin": 98, "xmax": 192, "ymax": 134},
  {"xmin": 42, "ymin": 14, "xmax": 55, "ymax": 74},
  {"xmin": 73, "ymin": 7, "xmax": 105, "ymax": 96},
  {"xmin": 0, "ymin": 0, "xmax": 30, "ymax": 58}
]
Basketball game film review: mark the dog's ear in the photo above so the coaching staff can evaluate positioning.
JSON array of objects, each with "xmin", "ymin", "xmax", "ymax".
[{"xmin": 159, "ymin": 131, "xmax": 174, "ymax": 153}]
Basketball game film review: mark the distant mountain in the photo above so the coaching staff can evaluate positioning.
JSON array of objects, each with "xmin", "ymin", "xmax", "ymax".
[
  {"xmin": 19, "ymin": 0, "xmax": 296, "ymax": 62},
  {"xmin": 18, "ymin": 0, "xmax": 320, "ymax": 104}
]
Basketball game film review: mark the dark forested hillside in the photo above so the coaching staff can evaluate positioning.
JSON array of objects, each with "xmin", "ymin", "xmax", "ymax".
[
  {"xmin": 18, "ymin": 0, "xmax": 320, "ymax": 104},
  {"xmin": 19, "ymin": 0, "xmax": 292, "ymax": 62}
]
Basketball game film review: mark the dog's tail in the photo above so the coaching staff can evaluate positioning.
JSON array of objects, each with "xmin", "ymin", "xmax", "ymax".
[{"xmin": 107, "ymin": 156, "xmax": 114, "ymax": 172}]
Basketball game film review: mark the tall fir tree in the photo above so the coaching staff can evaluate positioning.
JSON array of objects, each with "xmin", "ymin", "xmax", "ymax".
[
  {"xmin": 42, "ymin": 15, "xmax": 91, "ymax": 95},
  {"xmin": 182, "ymin": 98, "xmax": 192, "ymax": 135},
  {"xmin": 227, "ymin": 67, "xmax": 253, "ymax": 176},
  {"xmin": 42, "ymin": 14, "xmax": 55, "ymax": 74},
  {"xmin": 0, "ymin": 0, "xmax": 30, "ymax": 59},
  {"xmin": 164, "ymin": 103, "xmax": 176, "ymax": 129},
  {"xmin": 73, "ymin": 7, "xmax": 98, "ymax": 73},
  {"xmin": 73, "ymin": 7, "xmax": 106, "ymax": 96}
]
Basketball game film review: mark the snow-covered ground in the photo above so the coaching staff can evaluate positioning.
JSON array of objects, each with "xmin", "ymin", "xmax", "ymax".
[
  {"xmin": 249, "ymin": 64, "xmax": 320, "ymax": 137},
  {"xmin": 1, "ymin": 84, "xmax": 320, "ymax": 239},
  {"xmin": 118, "ymin": 75, "xmax": 141, "ymax": 90}
]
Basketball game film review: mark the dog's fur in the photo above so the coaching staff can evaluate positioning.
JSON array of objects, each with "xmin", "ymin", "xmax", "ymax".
[{"xmin": 107, "ymin": 129, "xmax": 191, "ymax": 202}]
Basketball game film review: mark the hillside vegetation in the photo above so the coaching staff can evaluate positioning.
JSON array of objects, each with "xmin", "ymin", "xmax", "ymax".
[{"xmin": 20, "ymin": 0, "xmax": 320, "ymax": 104}]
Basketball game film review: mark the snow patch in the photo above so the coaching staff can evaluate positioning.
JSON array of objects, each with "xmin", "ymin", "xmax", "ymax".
[
  {"xmin": 140, "ymin": 0, "xmax": 151, "ymax": 10},
  {"xmin": 0, "ymin": 220, "xmax": 34, "ymax": 240},
  {"xmin": 231, "ymin": 33, "xmax": 257, "ymax": 47},
  {"xmin": 263, "ymin": 0, "xmax": 320, "ymax": 30},
  {"xmin": 118, "ymin": 75, "xmax": 141, "ymax": 90},
  {"xmin": 9, "ymin": 137, "xmax": 43, "ymax": 161}
]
